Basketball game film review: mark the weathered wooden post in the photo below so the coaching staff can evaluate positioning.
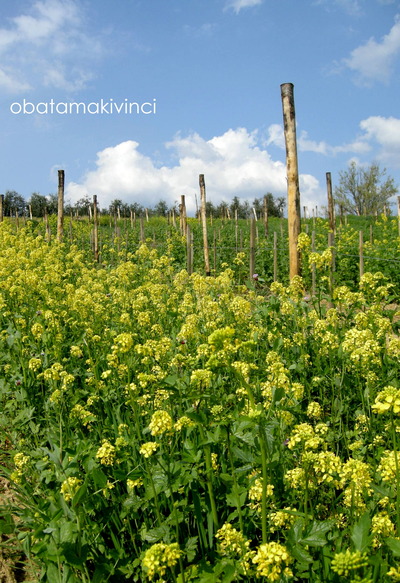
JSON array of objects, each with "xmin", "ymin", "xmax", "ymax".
[
  {"xmin": 199, "ymin": 174, "xmax": 211, "ymax": 276},
  {"xmin": 281, "ymin": 83, "xmax": 301, "ymax": 279},
  {"xmin": 93, "ymin": 195, "xmax": 99, "ymax": 263},
  {"xmin": 180, "ymin": 195, "xmax": 187, "ymax": 237},
  {"xmin": 0, "ymin": 194, "xmax": 3, "ymax": 222},
  {"xmin": 326, "ymin": 172, "xmax": 335, "ymax": 234},
  {"xmin": 57, "ymin": 169, "xmax": 64, "ymax": 242}
]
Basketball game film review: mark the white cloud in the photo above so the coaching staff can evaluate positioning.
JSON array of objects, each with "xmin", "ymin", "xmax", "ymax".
[
  {"xmin": 359, "ymin": 115, "xmax": 400, "ymax": 166},
  {"xmin": 0, "ymin": 0, "xmax": 102, "ymax": 93},
  {"xmin": 343, "ymin": 15, "xmax": 400, "ymax": 83},
  {"xmin": 66, "ymin": 128, "xmax": 300, "ymax": 215},
  {"xmin": 224, "ymin": 0, "xmax": 264, "ymax": 15},
  {"xmin": 266, "ymin": 124, "xmax": 370, "ymax": 157}
]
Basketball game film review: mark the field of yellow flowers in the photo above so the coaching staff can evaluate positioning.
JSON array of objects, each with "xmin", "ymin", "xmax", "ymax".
[{"xmin": 0, "ymin": 218, "xmax": 400, "ymax": 582}]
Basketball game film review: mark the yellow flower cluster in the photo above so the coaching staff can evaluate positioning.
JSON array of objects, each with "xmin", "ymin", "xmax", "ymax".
[
  {"xmin": 96, "ymin": 440, "xmax": 116, "ymax": 466},
  {"xmin": 148, "ymin": 410, "xmax": 173, "ymax": 436},
  {"xmin": 252, "ymin": 541, "xmax": 293, "ymax": 581},
  {"xmin": 331, "ymin": 549, "xmax": 368, "ymax": 577},
  {"xmin": 60, "ymin": 477, "xmax": 82, "ymax": 502},
  {"xmin": 372, "ymin": 386, "xmax": 400, "ymax": 415},
  {"xmin": 142, "ymin": 542, "xmax": 182, "ymax": 580}
]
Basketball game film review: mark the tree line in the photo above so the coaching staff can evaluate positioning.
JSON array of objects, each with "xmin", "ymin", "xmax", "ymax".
[
  {"xmin": 0, "ymin": 191, "xmax": 286, "ymax": 219},
  {"xmin": 1, "ymin": 162, "xmax": 398, "ymax": 219}
]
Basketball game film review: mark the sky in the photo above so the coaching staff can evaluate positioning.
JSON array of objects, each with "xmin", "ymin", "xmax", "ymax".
[{"xmin": 1, "ymin": 0, "xmax": 400, "ymax": 216}]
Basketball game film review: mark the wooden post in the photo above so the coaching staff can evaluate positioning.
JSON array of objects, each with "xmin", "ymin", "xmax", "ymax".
[
  {"xmin": 28, "ymin": 205, "xmax": 32, "ymax": 220},
  {"xmin": 69, "ymin": 211, "xmax": 73, "ymax": 242},
  {"xmin": 326, "ymin": 172, "xmax": 335, "ymax": 234},
  {"xmin": 281, "ymin": 83, "xmax": 301, "ymax": 279},
  {"xmin": 0, "ymin": 194, "xmax": 3, "ymax": 222},
  {"xmin": 359, "ymin": 231, "xmax": 364, "ymax": 280},
  {"xmin": 199, "ymin": 174, "xmax": 211, "ymax": 276},
  {"xmin": 249, "ymin": 217, "xmax": 256, "ymax": 280},
  {"xmin": 180, "ymin": 195, "xmax": 187, "ymax": 236},
  {"xmin": 235, "ymin": 209, "xmax": 239, "ymax": 253},
  {"xmin": 328, "ymin": 232, "xmax": 335, "ymax": 295},
  {"xmin": 130, "ymin": 209, "xmax": 133, "ymax": 229},
  {"xmin": 273, "ymin": 231, "xmax": 278, "ymax": 282},
  {"xmin": 263, "ymin": 195, "xmax": 269, "ymax": 237},
  {"xmin": 57, "ymin": 169, "xmax": 64, "ymax": 242},
  {"xmin": 145, "ymin": 208, "xmax": 149, "ymax": 222},
  {"xmin": 93, "ymin": 195, "xmax": 99, "ymax": 263}
]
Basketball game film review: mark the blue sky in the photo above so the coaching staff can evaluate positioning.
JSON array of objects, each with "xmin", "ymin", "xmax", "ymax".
[{"xmin": 1, "ymin": 0, "xmax": 400, "ymax": 216}]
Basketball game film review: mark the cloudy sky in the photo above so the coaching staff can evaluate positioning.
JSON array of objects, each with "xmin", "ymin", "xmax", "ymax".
[{"xmin": 1, "ymin": 0, "xmax": 400, "ymax": 215}]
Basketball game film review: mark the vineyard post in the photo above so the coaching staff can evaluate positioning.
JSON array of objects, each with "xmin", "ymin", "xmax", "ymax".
[
  {"xmin": 145, "ymin": 208, "xmax": 149, "ymax": 222},
  {"xmin": 264, "ymin": 195, "xmax": 269, "ymax": 236},
  {"xmin": 57, "ymin": 169, "xmax": 64, "ymax": 242},
  {"xmin": 199, "ymin": 174, "xmax": 211, "ymax": 276},
  {"xmin": 93, "ymin": 195, "xmax": 99, "ymax": 263},
  {"xmin": 130, "ymin": 209, "xmax": 133, "ymax": 229},
  {"xmin": 273, "ymin": 231, "xmax": 278, "ymax": 281},
  {"xmin": 213, "ymin": 229, "xmax": 217, "ymax": 272},
  {"xmin": 249, "ymin": 217, "xmax": 256, "ymax": 280},
  {"xmin": 29, "ymin": 205, "xmax": 32, "ymax": 220},
  {"xmin": 370, "ymin": 224, "xmax": 373, "ymax": 245},
  {"xmin": 328, "ymin": 232, "xmax": 335, "ymax": 295},
  {"xmin": 326, "ymin": 172, "xmax": 335, "ymax": 234},
  {"xmin": 281, "ymin": 82, "xmax": 301, "ymax": 279},
  {"xmin": 180, "ymin": 195, "xmax": 187, "ymax": 236},
  {"xmin": 359, "ymin": 231, "xmax": 364, "ymax": 280},
  {"xmin": 0, "ymin": 194, "xmax": 3, "ymax": 222}
]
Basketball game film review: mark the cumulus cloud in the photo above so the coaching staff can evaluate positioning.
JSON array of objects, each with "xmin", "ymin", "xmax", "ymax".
[
  {"xmin": 359, "ymin": 115, "xmax": 400, "ymax": 166},
  {"xmin": 0, "ymin": 0, "xmax": 102, "ymax": 93},
  {"xmin": 66, "ymin": 128, "xmax": 324, "ymax": 215},
  {"xmin": 343, "ymin": 15, "xmax": 400, "ymax": 84},
  {"xmin": 224, "ymin": 0, "xmax": 264, "ymax": 14}
]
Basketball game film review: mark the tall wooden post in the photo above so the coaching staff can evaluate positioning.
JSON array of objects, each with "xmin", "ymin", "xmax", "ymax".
[
  {"xmin": 0, "ymin": 194, "xmax": 3, "ymax": 222},
  {"xmin": 180, "ymin": 195, "xmax": 187, "ymax": 236},
  {"xmin": 199, "ymin": 174, "xmax": 210, "ymax": 276},
  {"xmin": 281, "ymin": 83, "xmax": 301, "ymax": 279},
  {"xmin": 326, "ymin": 172, "xmax": 335, "ymax": 234},
  {"xmin": 57, "ymin": 170, "xmax": 64, "ymax": 242},
  {"xmin": 93, "ymin": 195, "xmax": 99, "ymax": 263}
]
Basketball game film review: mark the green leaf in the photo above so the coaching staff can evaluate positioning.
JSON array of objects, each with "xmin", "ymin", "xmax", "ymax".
[
  {"xmin": 351, "ymin": 513, "xmax": 372, "ymax": 552},
  {"xmin": 386, "ymin": 537, "xmax": 400, "ymax": 557},
  {"xmin": 301, "ymin": 520, "xmax": 334, "ymax": 547}
]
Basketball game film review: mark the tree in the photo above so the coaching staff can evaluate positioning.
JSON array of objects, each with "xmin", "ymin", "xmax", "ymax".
[
  {"xmin": 28, "ymin": 193, "xmax": 47, "ymax": 217},
  {"xmin": 3, "ymin": 190, "xmax": 26, "ymax": 216},
  {"xmin": 334, "ymin": 161, "xmax": 397, "ymax": 216}
]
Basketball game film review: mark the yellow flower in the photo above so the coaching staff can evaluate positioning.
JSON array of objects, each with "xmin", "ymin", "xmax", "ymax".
[
  {"xmin": 139, "ymin": 442, "xmax": 159, "ymax": 458},
  {"xmin": 96, "ymin": 440, "xmax": 116, "ymax": 466},
  {"xmin": 372, "ymin": 386, "xmax": 400, "ymax": 415},
  {"xmin": 60, "ymin": 477, "xmax": 82, "ymax": 502},
  {"xmin": 142, "ymin": 542, "xmax": 182, "ymax": 580},
  {"xmin": 148, "ymin": 410, "xmax": 173, "ymax": 436},
  {"xmin": 252, "ymin": 541, "xmax": 293, "ymax": 581}
]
